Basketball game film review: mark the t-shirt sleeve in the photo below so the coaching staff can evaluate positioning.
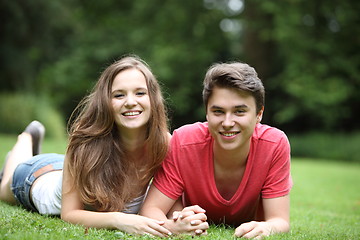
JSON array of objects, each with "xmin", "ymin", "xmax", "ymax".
[
  {"xmin": 261, "ymin": 132, "xmax": 293, "ymax": 198},
  {"xmin": 153, "ymin": 132, "xmax": 184, "ymax": 200}
]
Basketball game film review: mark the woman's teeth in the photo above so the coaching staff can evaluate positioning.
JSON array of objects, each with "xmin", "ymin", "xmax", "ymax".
[{"xmin": 123, "ymin": 111, "xmax": 140, "ymax": 116}]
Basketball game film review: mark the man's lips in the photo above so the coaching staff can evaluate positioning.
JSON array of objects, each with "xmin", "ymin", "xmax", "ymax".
[{"xmin": 219, "ymin": 131, "xmax": 240, "ymax": 137}]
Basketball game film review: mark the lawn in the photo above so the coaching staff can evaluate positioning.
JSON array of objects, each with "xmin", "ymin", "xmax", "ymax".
[{"xmin": 0, "ymin": 134, "xmax": 359, "ymax": 239}]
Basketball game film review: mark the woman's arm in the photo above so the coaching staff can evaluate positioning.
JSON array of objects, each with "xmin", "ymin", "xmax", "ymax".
[
  {"xmin": 234, "ymin": 195, "xmax": 290, "ymax": 238},
  {"xmin": 61, "ymin": 157, "xmax": 171, "ymax": 237}
]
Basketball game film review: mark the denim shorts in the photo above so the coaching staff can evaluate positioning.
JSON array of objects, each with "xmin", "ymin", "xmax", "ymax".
[{"xmin": 11, "ymin": 153, "xmax": 64, "ymax": 212}]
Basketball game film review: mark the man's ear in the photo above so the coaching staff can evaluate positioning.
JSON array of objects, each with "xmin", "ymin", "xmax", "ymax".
[
  {"xmin": 257, "ymin": 106, "xmax": 264, "ymax": 123},
  {"xmin": 205, "ymin": 106, "xmax": 209, "ymax": 122}
]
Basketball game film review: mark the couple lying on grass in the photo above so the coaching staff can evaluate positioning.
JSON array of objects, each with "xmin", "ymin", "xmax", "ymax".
[{"xmin": 0, "ymin": 55, "xmax": 292, "ymax": 239}]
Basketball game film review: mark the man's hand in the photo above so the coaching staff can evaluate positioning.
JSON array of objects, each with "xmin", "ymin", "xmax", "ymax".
[
  {"xmin": 234, "ymin": 221, "xmax": 273, "ymax": 239},
  {"xmin": 172, "ymin": 205, "xmax": 206, "ymax": 220},
  {"xmin": 170, "ymin": 205, "xmax": 209, "ymax": 235}
]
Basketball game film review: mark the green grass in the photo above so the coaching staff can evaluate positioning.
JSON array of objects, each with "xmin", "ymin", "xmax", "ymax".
[{"xmin": 0, "ymin": 134, "xmax": 359, "ymax": 239}]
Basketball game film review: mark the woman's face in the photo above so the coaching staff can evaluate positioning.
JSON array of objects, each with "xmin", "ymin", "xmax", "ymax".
[{"xmin": 111, "ymin": 68, "xmax": 151, "ymax": 133}]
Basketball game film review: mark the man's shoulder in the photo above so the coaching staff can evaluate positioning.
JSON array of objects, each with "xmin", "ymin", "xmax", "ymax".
[
  {"xmin": 172, "ymin": 122, "xmax": 211, "ymax": 146},
  {"xmin": 175, "ymin": 121, "xmax": 208, "ymax": 133},
  {"xmin": 254, "ymin": 123, "xmax": 288, "ymax": 143}
]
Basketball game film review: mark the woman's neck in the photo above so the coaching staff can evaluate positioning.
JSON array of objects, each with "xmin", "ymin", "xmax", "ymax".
[{"xmin": 120, "ymin": 129, "xmax": 147, "ymax": 153}]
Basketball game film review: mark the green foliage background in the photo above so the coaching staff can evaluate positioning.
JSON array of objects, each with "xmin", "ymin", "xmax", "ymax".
[{"xmin": 1, "ymin": 0, "xmax": 359, "ymax": 135}]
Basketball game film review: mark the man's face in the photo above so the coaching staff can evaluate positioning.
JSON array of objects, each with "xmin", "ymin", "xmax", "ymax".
[{"xmin": 206, "ymin": 86, "xmax": 263, "ymax": 152}]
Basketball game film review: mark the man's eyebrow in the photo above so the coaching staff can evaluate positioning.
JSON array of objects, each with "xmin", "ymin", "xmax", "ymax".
[
  {"xmin": 234, "ymin": 104, "xmax": 249, "ymax": 109},
  {"xmin": 209, "ymin": 104, "xmax": 249, "ymax": 109},
  {"xmin": 209, "ymin": 105, "xmax": 223, "ymax": 109}
]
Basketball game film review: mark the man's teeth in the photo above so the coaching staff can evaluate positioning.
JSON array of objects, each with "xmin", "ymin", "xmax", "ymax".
[
  {"xmin": 123, "ymin": 111, "xmax": 140, "ymax": 116},
  {"xmin": 221, "ymin": 132, "xmax": 238, "ymax": 137}
]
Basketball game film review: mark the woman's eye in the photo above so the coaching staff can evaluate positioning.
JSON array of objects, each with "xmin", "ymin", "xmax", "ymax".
[
  {"xmin": 114, "ymin": 93, "xmax": 125, "ymax": 98},
  {"xmin": 136, "ymin": 91, "xmax": 146, "ymax": 96}
]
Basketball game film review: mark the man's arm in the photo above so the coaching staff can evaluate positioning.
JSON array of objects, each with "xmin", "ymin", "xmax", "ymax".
[
  {"xmin": 234, "ymin": 195, "xmax": 290, "ymax": 238},
  {"xmin": 166, "ymin": 198, "xmax": 184, "ymax": 218},
  {"xmin": 140, "ymin": 185, "xmax": 209, "ymax": 235},
  {"xmin": 140, "ymin": 184, "xmax": 176, "ymax": 221}
]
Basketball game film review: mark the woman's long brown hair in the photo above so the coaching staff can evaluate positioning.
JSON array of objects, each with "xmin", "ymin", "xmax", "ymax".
[{"xmin": 65, "ymin": 55, "xmax": 169, "ymax": 212}]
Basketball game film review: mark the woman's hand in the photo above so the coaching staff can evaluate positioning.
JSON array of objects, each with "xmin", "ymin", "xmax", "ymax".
[{"xmin": 114, "ymin": 213, "xmax": 172, "ymax": 237}]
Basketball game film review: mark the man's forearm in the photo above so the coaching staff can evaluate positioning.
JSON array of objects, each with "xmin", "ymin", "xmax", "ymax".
[{"xmin": 140, "ymin": 206, "xmax": 168, "ymax": 221}]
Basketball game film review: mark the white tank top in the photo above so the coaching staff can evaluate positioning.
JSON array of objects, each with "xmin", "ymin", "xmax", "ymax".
[{"xmin": 31, "ymin": 171, "xmax": 62, "ymax": 215}]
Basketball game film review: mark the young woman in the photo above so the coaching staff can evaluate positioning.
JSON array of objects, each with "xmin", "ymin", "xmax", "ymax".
[{"xmin": 0, "ymin": 55, "xmax": 172, "ymax": 237}]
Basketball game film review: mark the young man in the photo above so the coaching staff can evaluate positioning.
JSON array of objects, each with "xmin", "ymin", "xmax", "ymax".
[{"xmin": 140, "ymin": 61, "xmax": 292, "ymax": 238}]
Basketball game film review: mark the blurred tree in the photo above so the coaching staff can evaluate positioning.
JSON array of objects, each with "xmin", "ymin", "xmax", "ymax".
[
  {"xmin": 36, "ymin": 0, "xmax": 230, "ymax": 129},
  {"xmin": 1, "ymin": 0, "xmax": 359, "ymax": 133},
  {"xmin": 241, "ymin": 0, "xmax": 360, "ymax": 132},
  {"xmin": 0, "ymin": 0, "xmax": 75, "ymax": 93},
  {"xmin": 133, "ymin": 0, "xmax": 229, "ymax": 128}
]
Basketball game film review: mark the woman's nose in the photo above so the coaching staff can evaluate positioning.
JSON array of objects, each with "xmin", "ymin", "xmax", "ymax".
[{"xmin": 125, "ymin": 94, "xmax": 137, "ymax": 107}]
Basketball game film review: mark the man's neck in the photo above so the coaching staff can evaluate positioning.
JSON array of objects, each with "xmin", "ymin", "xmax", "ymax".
[
  {"xmin": 213, "ymin": 141, "xmax": 250, "ymax": 169},
  {"xmin": 213, "ymin": 142, "xmax": 250, "ymax": 200}
]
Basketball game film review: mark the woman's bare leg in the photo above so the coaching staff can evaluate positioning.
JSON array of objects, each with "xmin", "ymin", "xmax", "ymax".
[{"xmin": 0, "ymin": 133, "xmax": 33, "ymax": 204}]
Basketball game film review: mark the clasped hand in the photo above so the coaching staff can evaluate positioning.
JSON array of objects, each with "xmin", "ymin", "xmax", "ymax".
[{"xmin": 170, "ymin": 205, "xmax": 209, "ymax": 236}]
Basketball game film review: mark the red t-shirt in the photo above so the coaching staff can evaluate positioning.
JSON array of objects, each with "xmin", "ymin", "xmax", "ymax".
[{"xmin": 153, "ymin": 122, "xmax": 292, "ymax": 226}]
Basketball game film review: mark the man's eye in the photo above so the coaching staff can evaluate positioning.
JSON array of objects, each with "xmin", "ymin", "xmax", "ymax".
[
  {"xmin": 213, "ymin": 110, "xmax": 224, "ymax": 114},
  {"xmin": 235, "ymin": 110, "xmax": 245, "ymax": 114}
]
